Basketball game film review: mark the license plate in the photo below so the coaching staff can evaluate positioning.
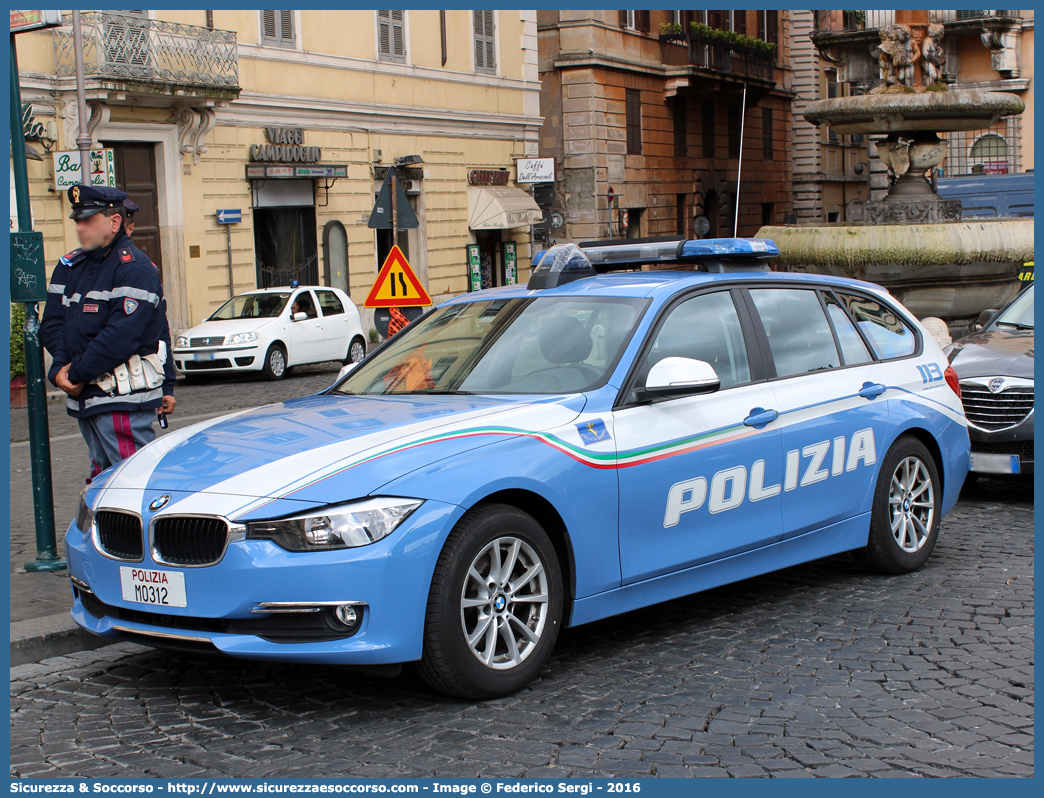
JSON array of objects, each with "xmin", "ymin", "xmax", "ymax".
[
  {"xmin": 192, "ymin": 352, "xmax": 214, "ymax": 362},
  {"xmin": 120, "ymin": 566, "xmax": 187, "ymax": 608},
  {"xmin": 969, "ymin": 453, "xmax": 1020, "ymax": 475}
]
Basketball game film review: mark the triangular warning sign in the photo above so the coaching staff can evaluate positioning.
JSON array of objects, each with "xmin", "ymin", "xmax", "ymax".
[
  {"xmin": 366, "ymin": 168, "xmax": 419, "ymax": 229},
  {"xmin": 364, "ymin": 246, "xmax": 432, "ymax": 308}
]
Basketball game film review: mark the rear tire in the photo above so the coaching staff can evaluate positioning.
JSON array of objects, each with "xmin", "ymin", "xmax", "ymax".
[
  {"xmin": 419, "ymin": 504, "xmax": 564, "ymax": 699},
  {"xmin": 261, "ymin": 343, "xmax": 287, "ymax": 381},
  {"xmin": 345, "ymin": 336, "xmax": 367, "ymax": 365},
  {"xmin": 857, "ymin": 435, "xmax": 942, "ymax": 574}
]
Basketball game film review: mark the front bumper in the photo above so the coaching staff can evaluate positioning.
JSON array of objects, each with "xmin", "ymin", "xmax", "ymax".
[
  {"xmin": 173, "ymin": 346, "xmax": 261, "ymax": 373},
  {"xmin": 65, "ymin": 499, "xmax": 462, "ymax": 664},
  {"xmin": 968, "ymin": 415, "xmax": 1034, "ymax": 475}
]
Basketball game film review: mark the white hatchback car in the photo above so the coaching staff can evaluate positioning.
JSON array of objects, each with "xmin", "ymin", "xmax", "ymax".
[{"xmin": 173, "ymin": 286, "xmax": 367, "ymax": 381}]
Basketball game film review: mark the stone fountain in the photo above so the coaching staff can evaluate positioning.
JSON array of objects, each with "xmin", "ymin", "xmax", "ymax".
[{"xmin": 758, "ymin": 10, "xmax": 1032, "ymax": 328}]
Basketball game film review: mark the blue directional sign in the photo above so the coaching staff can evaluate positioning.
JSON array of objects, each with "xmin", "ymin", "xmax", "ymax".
[{"xmin": 216, "ymin": 209, "xmax": 242, "ymax": 224}]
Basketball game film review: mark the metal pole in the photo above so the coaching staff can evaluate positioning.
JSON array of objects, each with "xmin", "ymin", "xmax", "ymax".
[
  {"xmin": 733, "ymin": 83, "xmax": 747, "ymax": 237},
  {"xmin": 226, "ymin": 222, "xmax": 234, "ymax": 297},
  {"xmin": 389, "ymin": 166, "xmax": 398, "ymax": 242},
  {"xmin": 11, "ymin": 34, "xmax": 64, "ymax": 572},
  {"xmin": 73, "ymin": 11, "xmax": 92, "ymax": 185}
]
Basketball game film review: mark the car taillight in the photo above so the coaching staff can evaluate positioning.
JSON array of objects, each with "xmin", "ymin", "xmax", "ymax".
[{"xmin": 944, "ymin": 366, "xmax": 961, "ymax": 399}]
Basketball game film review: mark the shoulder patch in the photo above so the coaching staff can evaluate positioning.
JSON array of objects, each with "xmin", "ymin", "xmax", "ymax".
[
  {"xmin": 124, "ymin": 298, "xmax": 139, "ymax": 315},
  {"xmin": 59, "ymin": 248, "xmax": 86, "ymax": 268},
  {"xmin": 120, "ymin": 249, "xmax": 134, "ymax": 263}
]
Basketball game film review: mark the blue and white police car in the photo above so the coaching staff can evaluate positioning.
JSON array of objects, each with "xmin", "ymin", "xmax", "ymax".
[{"xmin": 68, "ymin": 237, "xmax": 970, "ymax": 698}]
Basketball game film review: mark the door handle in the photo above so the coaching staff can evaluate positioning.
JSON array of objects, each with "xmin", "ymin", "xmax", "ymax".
[
  {"xmin": 744, "ymin": 407, "xmax": 779, "ymax": 427},
  {"xmin": 859, "ymin": 382, "xmax": 887, "ymax": 400}
]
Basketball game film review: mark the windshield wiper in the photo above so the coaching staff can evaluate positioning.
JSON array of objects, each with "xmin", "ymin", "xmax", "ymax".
[
  {"xmin": 404, "ymin": 389, "xmax": 474, "ymax": 395},
  {"xmin": 995, "ymin": 321, "xmax": 1034, "ymax": 330}
]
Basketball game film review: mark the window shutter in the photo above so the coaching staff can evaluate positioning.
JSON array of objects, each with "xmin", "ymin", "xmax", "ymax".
[
  {"xmin": 728, "ymin": 104, "xmax": 741, "ymax": 159},
  {"xmin": 757, "ymin": 11, "xmax": 766, "ymax": 41},
  {"xmin": 766, "ymin": 11, "xmax": 779, "ymax": 46},
  {"xmin": 762, "ymin": 107, "xmax": 774, "ymax": 159},
  {"xmin": 474, "ymin": 11, "xmax": 495, "ymax": 73},
  {"xmin": 378, "ymin": 10, "xmax": 405, "ymax": 61},
  {"xmin": 701, "ymin": 100, "xmax": 715, "ymax": 159},
  {"xmin": 733, "ymin": 11, "xmax": 747, "ymax": 35},
  {"xmin": 262, "ymin": 10, "xmax": 277, "ymax": 40},
  {"xmin": 279, "ymin": 10, "xmax": 293, "ymax": 43},
  {"xmin": 619, "ymin": 10, "xmax": 629, "ymax": 28},
  {"xmin": 636, "ymin": 11, "xmax": 651, "ymax": 32},
  {"xmin": 708, "ymin": 10, "xmax": 725, "ymax": 30},
  {"xmin": 626, "ymin": 88, "xmax": 642, "ymax": 155},
  {"xmin": 673, "ymin": 99, "xmax": 687, "ymax": 158}
]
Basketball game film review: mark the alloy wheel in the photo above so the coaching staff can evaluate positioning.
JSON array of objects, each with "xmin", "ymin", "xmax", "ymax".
[
  {"xmin": 460, "ymin": 536, "xmax": 549, "ymax": 671},
  {"xmin": 888, "ymin": 455, "xmax": 935, "ymax": 553}
]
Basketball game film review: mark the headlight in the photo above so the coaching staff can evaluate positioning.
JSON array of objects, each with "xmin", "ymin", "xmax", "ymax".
[
  {"xmin": 247, "ymin": 497, "xmax": 423, "ymax": 551},
  {"xmin": 227, "ymin": 331, "xmax": 261, "ymax": 345},
  {"xmin": 175, "ymin": 335, "xmax": 189, "ymax": 349},
  {"xmin": 76, "ymin": 487, "xmax": 94, "ymax": 533}
]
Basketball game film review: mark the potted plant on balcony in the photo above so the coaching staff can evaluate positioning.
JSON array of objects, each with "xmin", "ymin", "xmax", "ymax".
[
  {"xmin": 10, "ymin": 303, "xmax": 27, "ymax": 409},
  {"xmin": 658, "ymin": 21, "xmax": 686, "ymax": 41},
  {"xmin": 689, "ymin": 20, "xmax": 778, "ymax": 56}
]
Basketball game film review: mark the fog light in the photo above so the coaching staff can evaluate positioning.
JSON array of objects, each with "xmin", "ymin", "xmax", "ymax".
[{"xmin": 334, "ymin": 604, "xmax": 359, "ymax": 627}]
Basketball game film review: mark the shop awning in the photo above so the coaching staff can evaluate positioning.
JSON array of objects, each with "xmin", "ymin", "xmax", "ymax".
[{"xmin": 468, "ymin": 187, "xmax": 544, "ymax": 230}]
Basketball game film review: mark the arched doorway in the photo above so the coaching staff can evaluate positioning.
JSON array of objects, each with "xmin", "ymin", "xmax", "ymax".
[{"xmin": 322, "ymin": 220, "xmax": 349, "ymax": 294}]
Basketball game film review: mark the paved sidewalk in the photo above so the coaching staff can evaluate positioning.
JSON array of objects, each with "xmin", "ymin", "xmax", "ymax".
[{"xmin": 9, "ymin": 363, "xmax": 345, "ymax": 624}]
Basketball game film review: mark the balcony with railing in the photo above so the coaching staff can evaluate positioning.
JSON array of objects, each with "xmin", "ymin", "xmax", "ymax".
[
  {"xmin": 659, "ymin": 32, "xmax": 775, "ymax": 84},
  {"xmin": 53, "ymin": 12, "xmax": 240, "ymax": 99},
  {"xmin": 813, "ymin": 9, "xmax": 1020, "ymax": 35}
]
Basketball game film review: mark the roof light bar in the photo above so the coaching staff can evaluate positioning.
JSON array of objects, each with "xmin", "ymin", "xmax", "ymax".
[{"xmin": 531, "ymin": 237, "xmax": 779, "ymax": 270}]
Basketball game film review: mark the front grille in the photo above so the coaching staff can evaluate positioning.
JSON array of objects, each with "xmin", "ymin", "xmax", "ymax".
[
  {"xmin": 95, "ymin": 511, "xmax": 143, "ymax": 561},
  {"xmin": 153, "ymin": 516, "xmax": 228, "ymax": 566},
  {"xmin": 79, "ymin": 591, "xmax": 361, "ymax": 644},
  {"xmin": 184, "ymin": 359, "xmax": 232, "ymax": 370},
  {"xmin": 190, "ymin": 336, "xmax": 224, "ymax": 347},
  {"xmin": 959, "ymin": 383, "xmax": 1034, "ymax": 430},
  {"xmin": 970, "ymin": 439, "xmax": 1034, "ymax": 463}
]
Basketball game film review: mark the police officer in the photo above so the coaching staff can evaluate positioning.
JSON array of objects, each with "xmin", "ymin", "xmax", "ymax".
[
  {"xmin": 40, "ymin": 185, "xmax": 175, "ymax": 481},
  {"xmin": 123, "ymin": 197, "xmax": 177, "ymax": 420}
]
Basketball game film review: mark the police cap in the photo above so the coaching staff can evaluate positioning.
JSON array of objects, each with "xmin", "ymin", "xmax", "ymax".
[
  {"xmin": 67, "ymin": 184, "xmax": 128, "ymax": 220},
  {"xmin": 123, "ymin": 198, "xmax": 140, "ymax": 217}
]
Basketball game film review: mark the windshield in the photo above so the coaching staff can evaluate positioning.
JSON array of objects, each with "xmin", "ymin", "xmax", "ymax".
[
  {"xmin": 334, "ymin": 296, "xmax": 647, "ymax": 396},
  {"xmin": 209, "ymin": 293, "xmax": 290, "ymax": 321},
  {"xmin": 994, "ymin": 285, "xmax": 1033, "ymax": 329}
]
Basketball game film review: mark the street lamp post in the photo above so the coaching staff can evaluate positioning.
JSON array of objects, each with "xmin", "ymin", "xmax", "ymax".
[
  {"xmin": 72, "ymin": 10, "xmax": 92, "ymax": 185},
  {"xmin": 10, "ymin": 29, "xmax": 64, "ymax": 572}
]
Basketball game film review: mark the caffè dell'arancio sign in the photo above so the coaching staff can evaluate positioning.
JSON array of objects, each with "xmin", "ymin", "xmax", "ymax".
[{"xmin": 249, "ymin": 127, "xmax": 322, "ymax": 163}]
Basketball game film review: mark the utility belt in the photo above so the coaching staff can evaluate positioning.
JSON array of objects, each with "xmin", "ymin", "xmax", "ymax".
[{"xmin": 92, "ymin": 341, "xmax": 167, "ymax": 397}]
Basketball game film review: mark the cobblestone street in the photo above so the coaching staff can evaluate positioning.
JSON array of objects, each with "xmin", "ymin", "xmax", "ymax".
[{"xmin": 10, "ymin": 479, "xmax": 1033, "ymax": 778}]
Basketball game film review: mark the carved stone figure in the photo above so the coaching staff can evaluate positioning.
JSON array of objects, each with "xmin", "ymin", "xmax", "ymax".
[
  {"xmin": 921, "ymin": 23, "xmax": 945, "ymax": 87},
  {"xmin": 871, "ymin": 26, "xmax": 898, "ymax": 93},
  {"xmin": 892, "ymin": 26, "xmax": 918, "ymax": 89}
]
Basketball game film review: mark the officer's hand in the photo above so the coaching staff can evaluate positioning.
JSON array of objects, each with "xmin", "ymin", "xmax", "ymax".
[
  {"xmin": 159, "ymin": 395, "xmax": 177, "ymax": 415},
  {"xmin": 56, "ymin": 364, "xmax": 84, "ymax": 397}
]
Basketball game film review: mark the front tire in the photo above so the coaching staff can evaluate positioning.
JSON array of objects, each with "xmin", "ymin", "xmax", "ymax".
[
  {"xmin": 261, "ymin": 343, "xmax": 288, "ymax": 381},
  {"xmin": 857, "ymin": 435, "xmax": 942, "ymax": 574},
  {"xmin": 420, "ymin": 504, "xmax": 564, "ymax": 699}
]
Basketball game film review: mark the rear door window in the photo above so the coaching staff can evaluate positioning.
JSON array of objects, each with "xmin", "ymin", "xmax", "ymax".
[
  {"xmin": 749, "ymin": 288, "xmax": 841, "ymax": 377},
  {"xmin": 837, "ymin": 292, "xmax": 918, "ymax": 359},
  {"xmin": 316, "ymin": 290, "xmax": 345, "ymax": 316}
]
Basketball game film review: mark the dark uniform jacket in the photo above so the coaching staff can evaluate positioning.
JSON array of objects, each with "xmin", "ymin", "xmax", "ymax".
[{"xmin": 40, "ymin": 231, "xmax": 176, "ymax": 418}]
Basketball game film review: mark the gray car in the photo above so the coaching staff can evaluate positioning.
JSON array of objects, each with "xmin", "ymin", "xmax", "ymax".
[{"xmin": 945, "ymin": 284, "xmax": 1034, "ymax": 477}]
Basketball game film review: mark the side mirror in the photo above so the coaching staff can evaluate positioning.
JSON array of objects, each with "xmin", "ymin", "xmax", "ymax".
[
  {"xmin": 644, "ymin": 357, "xmax": 720, "ymax": 398},
  {"xmin": 292, "ymin": 311, "xmax": 308, "ymax": 322},
  {"xmin": 972, "ymin": 308, "xmax": 998, "ymax": 331},
  {"xmin": 336, "ymin": 362, "xmax": 358, "ymax": 382}
]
